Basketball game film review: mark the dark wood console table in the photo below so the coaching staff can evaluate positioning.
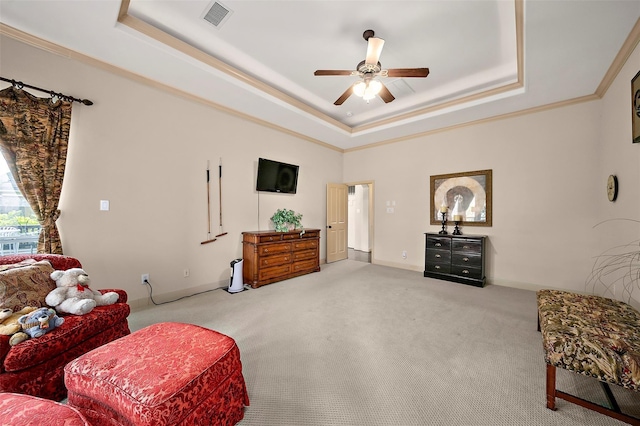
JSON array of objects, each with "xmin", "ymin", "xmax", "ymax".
[
  {"xmin": 424, "ymin": 233, "xmax": 486, "ymax": 287},
  {"xmin": 242, "ymin": 229, "xmax": 320, "ymax": 288}
]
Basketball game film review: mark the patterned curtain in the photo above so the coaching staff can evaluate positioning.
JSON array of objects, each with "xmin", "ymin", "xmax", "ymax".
[{"xmin": 0, "ymin": 86, "xmax": 72, "ymax": 254}]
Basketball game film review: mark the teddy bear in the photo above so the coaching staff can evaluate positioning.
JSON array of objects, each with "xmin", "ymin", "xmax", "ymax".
[
  {"xmin": 0, "ymin": 306, "xmax": 38, "ymax": 346},
  {"xmin": 45, "ymin": 268, "xmax": 119, "ymax": 315},
  {"xmin": 17, "ymin": 307, "xmax": 64, "ymax": 339}
]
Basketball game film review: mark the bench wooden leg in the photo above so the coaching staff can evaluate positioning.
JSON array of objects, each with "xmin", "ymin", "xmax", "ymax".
[
  {"xmin": 546, "ymin": 364, "xmax": 557, "ymax": 410},
  {"xmin": 547, "ymin": 363, "xmax": 640, "ymax": 425},
  {"xmin": 600, "ymin": 381, "xmax": 621, "ymax": 413}
]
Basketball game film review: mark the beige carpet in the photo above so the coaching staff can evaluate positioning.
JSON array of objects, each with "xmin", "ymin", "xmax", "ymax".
[{"xmin": 128, "ymin": 260, "xmax": 640, "ymax": 425}]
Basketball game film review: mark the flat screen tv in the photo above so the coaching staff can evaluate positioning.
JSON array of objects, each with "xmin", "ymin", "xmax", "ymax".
[{"xmin": 256, "ymin": 158, "xmax": 299, "ymax": 194}]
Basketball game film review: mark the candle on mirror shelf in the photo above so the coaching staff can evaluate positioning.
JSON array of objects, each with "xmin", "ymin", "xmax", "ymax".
[
  {"xmin": 440, "ymin": 206, "xmax": 448, "ymax": 213},
  {"xmin": 454, "ymin": 215, "xmax": 463, "ymax": 222}
]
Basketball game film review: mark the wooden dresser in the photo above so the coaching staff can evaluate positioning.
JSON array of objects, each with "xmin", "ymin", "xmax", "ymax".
[
  {"xmin": 242, "ymin": 229, "xmax": 321, "ymax": 288},
  {"xmin": 424, "ymin": 233, "xmax": 486, "ymax": 287}
]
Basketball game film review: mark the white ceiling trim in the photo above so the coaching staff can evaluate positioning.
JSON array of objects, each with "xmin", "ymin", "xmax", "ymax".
[
  {"xmin": 118, "ymin": 0, "xmax": 524, "ymax": 139},
  {"xmin": 1, "ymin": 2, "xmax": 638, "ymax": 153}
]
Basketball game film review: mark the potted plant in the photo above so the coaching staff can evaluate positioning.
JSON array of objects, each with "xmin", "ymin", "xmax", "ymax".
[{"xmin": 271, "ymin": 209, "xmax": 303, "ymax": 232}]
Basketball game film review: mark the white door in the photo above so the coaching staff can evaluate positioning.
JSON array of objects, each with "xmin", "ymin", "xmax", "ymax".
[{"xmin": 326, "ymin": 183, "xmax": 348, "ymax": 263}]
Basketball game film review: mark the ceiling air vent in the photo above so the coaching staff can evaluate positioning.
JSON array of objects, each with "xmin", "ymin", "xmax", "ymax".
[
  {"xmin": 203, "ymin": 1, "xmax": 233, "ymax": 28},
  {"xmin": 387, "ymin": 79, "xmax": 415, "ymax": 98}
]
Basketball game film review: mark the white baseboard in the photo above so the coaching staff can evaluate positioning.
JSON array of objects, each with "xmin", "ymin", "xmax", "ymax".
[{"xmin": 371, "ymin": 259, "xmax": 423, "ymax": 272}]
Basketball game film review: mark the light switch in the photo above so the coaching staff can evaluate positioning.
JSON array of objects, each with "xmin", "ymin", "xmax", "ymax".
[{"xmin": 100, "ymin": 200, "xmax": 110, "ymax": 211}]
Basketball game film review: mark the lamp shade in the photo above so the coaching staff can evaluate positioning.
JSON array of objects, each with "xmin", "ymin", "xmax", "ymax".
[
  {"xmin": 353, "ymin": 81, "xmax": 366, "ymax": 97},
  {"xmin": 368, "ymin": 80, "xmax": 382, "ymax": 95}
]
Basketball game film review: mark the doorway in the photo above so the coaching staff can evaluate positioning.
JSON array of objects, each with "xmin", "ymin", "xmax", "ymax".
[{"xmin": 347, "ymin": 184, "xmax": 371, "ymax": 263}]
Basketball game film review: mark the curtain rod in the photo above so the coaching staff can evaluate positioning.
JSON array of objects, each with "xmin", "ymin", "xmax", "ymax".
[{"xmin": 0, "ymin": 76, "xmax": 93, "ymax": 106}]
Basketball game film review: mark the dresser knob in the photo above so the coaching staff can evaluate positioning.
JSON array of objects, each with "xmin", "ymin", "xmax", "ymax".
[
  {"xmin": 264, "ymin": 249, "xmax": 268, "ymax": 252},
  {"xmin": 463, "ymin": 257, "xmax": 469, "ymax": 262},
  {"xmin": 463, "ymin": 245, "xmax": 470, "ymax": 249},
  {"xmin": 435, "ymin": 254, "xmax": 441, "ymax": 258},
  {"xmin": 264, "ymin": 261, "xmax": 268, "ymax": 265},
  {"xmin": 434, "ymin": 265, "xmax": 440, "ymax": 269},
  {"xmin": 435, "ymin": 242, "xmax": 441, "ymax": 247},
  {"xmin": 462, "ymin": 269, "xmax": 469, "ymax": 274}
]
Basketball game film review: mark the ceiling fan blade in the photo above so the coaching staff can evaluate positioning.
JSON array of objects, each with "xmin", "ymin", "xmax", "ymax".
[
  {"xmin": 378, "ymin": 83, "xmax": 395, "ymax": 103},
  {"xmin": 334, "ymin": 86, "xmax": 353, "ymax": 106},
  {"xmin": 365, "ymin": 37, "xmax": 385, "ymax": 66},
  {"xmin": 314, "ymin": 70, "xmax": 354, "ymax": 76},
  {"xmin": 385, "ymin": 68, "xmax": 430, "ymax": 78}
]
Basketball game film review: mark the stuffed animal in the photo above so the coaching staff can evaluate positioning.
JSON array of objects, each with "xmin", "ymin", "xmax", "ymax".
[
  {"xmin": 45, "ymin": 268, "xmax": 119, "ymax": 315},
  {"xmin": 17, "ymin": 307, "xmax": 64, "ymax": 339},
  {"xmin": 0, "ymin": 306, "xmax": 38, "ymax": 346}
]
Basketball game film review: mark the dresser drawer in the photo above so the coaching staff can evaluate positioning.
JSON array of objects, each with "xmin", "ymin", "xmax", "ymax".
[
  {"xmin": 452, "ymin": 239, "xmax": 483, "ymax": 255},
  {"xmin": 301, "ymin": 230, "xmax": 320, "ymax": 239},
  {"xmin": 258, "ymin": 242, "xmax": 291, "ymax": 256},
  {"xmin": 258, "ymin": 234, "xmax": 282, "ymax": 243},
  {"xmin": 293, "ymin": 240, "xmax": 318, "ymax": 251},
  {"xmin": 293, "ymin": 249, "xmax": 317, "ymax": 261},
  {"xmin": 425, "ymin": 263, "xmax": 450, "ymax": 274},
  {"xmin": 259, "ymin": 253, "xmax": 290, "ymax": 268},
  {"xmin": 292, "ymin": 258, "xmax": 318, "ymax": 273},
  {"xmin": 451, "ymin": 252, "xmax": 482, "ymax": 269},
  {"xmin": 427, "ymin": 236, "xmax": 451, "ymax": 251},
  {"xmin": 426, "ymin": 249, "xmax": 450, "ymax": 264},
  {"xmin": 450, "ymin": 265, "xmax": 483, "ymax": 280},
  {"xmin": 259, "ymin": 264, "xmax": 292, "ymax": 281}
]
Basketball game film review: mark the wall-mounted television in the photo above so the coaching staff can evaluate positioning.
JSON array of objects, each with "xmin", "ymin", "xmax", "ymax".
[{"xmin": 256, "ymin": 158, "xmax": 299, "ymax": 194}]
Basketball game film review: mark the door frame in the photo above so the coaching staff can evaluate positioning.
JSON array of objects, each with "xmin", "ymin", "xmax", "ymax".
[{"xmin": 346, "ymin": 180, "xmax": 375, "ymax": 263}]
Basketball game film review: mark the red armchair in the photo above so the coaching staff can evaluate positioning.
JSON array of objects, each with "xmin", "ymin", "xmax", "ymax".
[{"xmin": 0, "ymin": 254, "xmax": 130, "ymax": 401}]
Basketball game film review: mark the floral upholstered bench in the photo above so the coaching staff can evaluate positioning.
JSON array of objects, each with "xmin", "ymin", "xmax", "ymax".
[{"xmin": 537, "ymin": 289, "xmax": 640, "ymax": 425}]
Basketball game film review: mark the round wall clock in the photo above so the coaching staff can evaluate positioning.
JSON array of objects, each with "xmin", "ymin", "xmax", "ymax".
[{"xmin": 607, "ymin": 174, "xmax": 618, "ymax": 202}]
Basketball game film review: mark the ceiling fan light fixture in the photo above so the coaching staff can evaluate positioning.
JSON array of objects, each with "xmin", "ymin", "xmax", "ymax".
[
  {"xmin": 363, "ymin": 91, "xmax": 377, "ymax": 101},
  {"xmin": 315, "ymin": 29, "xmax": 429, "ymax": 106},
  {"xmin": 353, "ymin": 81, "xmax": 366, "ymax": 97},
  {"xmin": 353, "ymin": 79, "xmax": 382, "ymax": 100},
  {"xmin": 368, "ymin": 80, "xmax": 382, "ymax": 95}
]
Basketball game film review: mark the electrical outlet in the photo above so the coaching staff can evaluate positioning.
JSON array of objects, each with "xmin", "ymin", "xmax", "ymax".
[
  {"xmin": 141, "ymin": 273, "xmax": 149, "ymax": 285},
  {"xmin": 183, "ymin": 269, "xmax": 190, "ymax": 278},
  {"xmin": 402, "ymin": 250, "xmax": 407, "ymax": 259}
]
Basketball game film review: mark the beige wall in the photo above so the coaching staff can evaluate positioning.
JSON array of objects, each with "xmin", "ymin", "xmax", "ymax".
[
  {"xmin": 1, "ymin": 32, "xmax": 639, "ymax": 307},
  {"xmin": 0, "ymin": 35, "xmax": 342, "ymax": 306},
  {"xmin": 596, "ymin": 38, "xmax": 640, "ymax": 304},
  {"xmin": 345, "ymin": 40, "xmax": 640, "ymax": 307}
]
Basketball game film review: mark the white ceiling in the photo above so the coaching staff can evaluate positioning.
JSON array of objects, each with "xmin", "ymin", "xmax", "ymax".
[{"xmin": 0, "ymin": 1, "xmax": 639, "ymax": 150}]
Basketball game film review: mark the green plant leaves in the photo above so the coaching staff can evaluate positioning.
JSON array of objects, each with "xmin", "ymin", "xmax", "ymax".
[{"xmin": 271, "ymin": 209, "xmax": 303, "ymax": 232}]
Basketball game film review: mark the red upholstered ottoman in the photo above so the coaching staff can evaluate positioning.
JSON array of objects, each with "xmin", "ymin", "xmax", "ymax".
[
  {"xmin": 64, "ymin": 322, "xmax": 249, "ymax": 425},
  {"xmin": 0, "ymin": 392, "xmax": 90, "ymax": 425}
]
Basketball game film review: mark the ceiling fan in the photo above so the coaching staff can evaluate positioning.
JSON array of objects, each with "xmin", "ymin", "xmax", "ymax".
[{"xmin": 314, "ymin": 29, "xmax": 430, "ymax": 106}]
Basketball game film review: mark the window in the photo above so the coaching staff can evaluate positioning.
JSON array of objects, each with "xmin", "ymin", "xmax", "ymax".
[{"xmin": 0, "ymin": 156, "xmax": 39, "ymax": 254}]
